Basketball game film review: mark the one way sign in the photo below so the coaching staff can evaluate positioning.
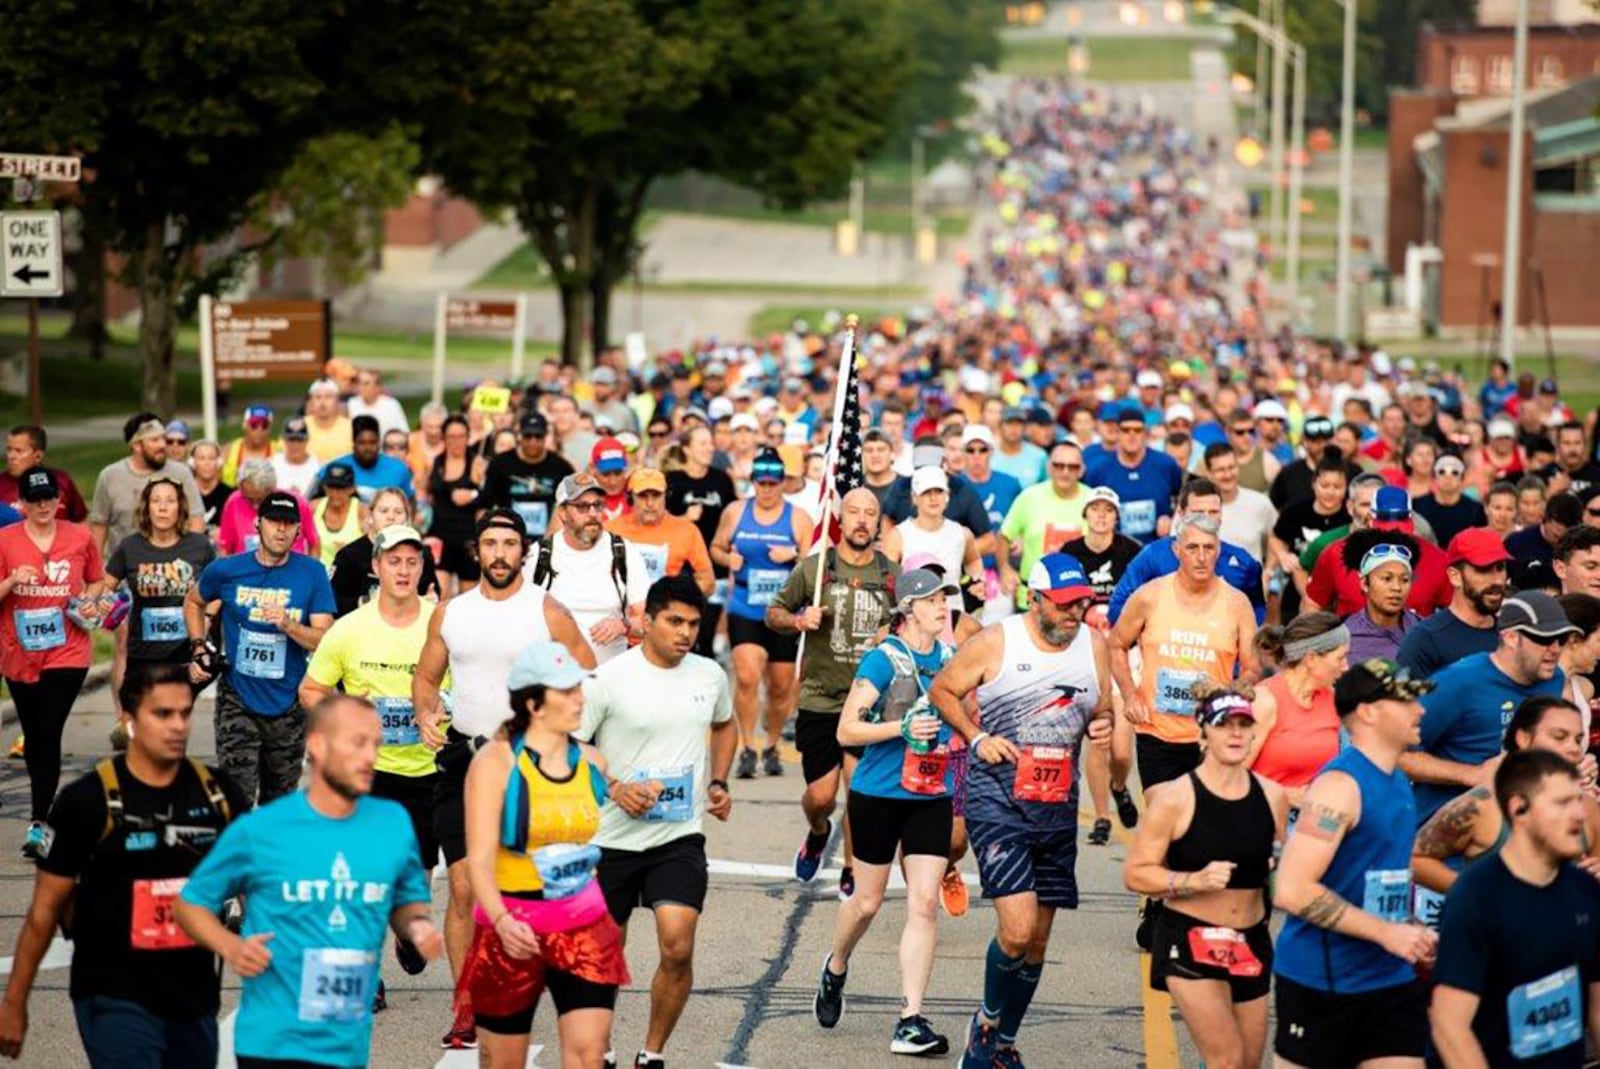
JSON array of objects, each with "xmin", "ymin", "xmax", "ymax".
[{"xmin": 0, "ymin": 211, "xmax": 63, "ymax": 298}]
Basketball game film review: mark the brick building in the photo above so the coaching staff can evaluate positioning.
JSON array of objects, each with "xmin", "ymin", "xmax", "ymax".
[{"xmin": 1414, "ymin": 21, "xmax": 1600, "ymax": 98}]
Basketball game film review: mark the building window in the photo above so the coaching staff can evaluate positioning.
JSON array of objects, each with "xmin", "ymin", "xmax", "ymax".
[
  {"xmin": 1535, "ymin": 55, "xmax": 1564, "ymax": 88},
  {"xmin": 1451, "ymin": 55, "xmax": 1481, "ymax": 95},
  {"xmin": 1488, "ymin": 55, "xmax": 1514, "ymax": 94}
]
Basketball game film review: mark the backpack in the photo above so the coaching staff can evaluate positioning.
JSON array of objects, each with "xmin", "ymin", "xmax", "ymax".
[
  {"xmin": 96, "ymin": 757, "xmax": 232, "ymax": 847},
  {"xmin": 529, "ymin": 532, "xmax": 629, "ymax": 614}
]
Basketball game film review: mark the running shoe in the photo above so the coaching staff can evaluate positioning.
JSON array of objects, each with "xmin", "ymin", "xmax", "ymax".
[
  {"xmin": 762, "ymin": 746, "xmax": 783, "ymax": 776},
  {"xmin": 7, "ymin": 735, "xmax": 23, "ymax": 759},
  {"xmin": 813, "ymin": 954, "xmax": 847, "ymax": 1028},
  {"xmin": 1087, "ymin": 817, "xmax": 1112, "ymax": 846},
  {"xmin": 735, "ymin": 747, "xmax": 758, "ymax": 780},
  {"xmin": 960, "ymin": 1011, "xmax": 999, "ymax": 1069},
  {"xmin": 395, "ymin": 935, "xmax": 427, "ymax": 975},
  {"xmin": 940, "ymin": 866, "xmax": 969, "ymax": 917},
  {"xmin": 440, "ymin": 1003, "xmax": 478, "ymax": 1050},
  {"xmin": 20, "ymin": 821, "xmax": 47, "ymax": 861},
  {"xmin": 1112, "ymin": 786, "xmax": 1139, "ymax": 829},
  {"xmin": 891, "ymin": 1014, "xmax": 949, "ymax": 1056},
  {"xmin": 373, "ymin": 980, "xmax": 387, "ymax": 1014},
  {"xmin": 992, "ymin": 1046, "xmax": 1025, "ymax": 1068},
  {"xmin": 795, "ymin": 819, "xmax": 830, "ymax": 881},
  {"xmin": 604, "ymin": 1054, "xmax": 617, "ymax": 1068},
  {"xmin": 633, "ymin": 1055, "xmax": 665, "ymax": 1069},
  {"xmin": 838, "ymin": 865, "xmax": 855, "ymax": 900}
]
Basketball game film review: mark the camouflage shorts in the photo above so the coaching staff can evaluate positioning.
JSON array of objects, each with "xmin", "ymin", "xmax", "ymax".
[{"xmin": 216, "ymin": 679, "xmax": 306, "ymax": 809}]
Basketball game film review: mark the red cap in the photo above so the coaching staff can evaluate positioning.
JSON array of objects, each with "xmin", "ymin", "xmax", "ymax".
[
  {"xmin": 1447, "ymin": 527, "xmax": 1513, "ymax": 569},
  {"xmin": 590, "ymin": 436, "xmax": 627, "ymax": 474}
]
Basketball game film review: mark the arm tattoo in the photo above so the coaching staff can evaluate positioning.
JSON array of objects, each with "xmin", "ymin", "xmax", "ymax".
[
  {"xmin": 1298, "ymin": 803, "xmax": 1352, "ymax": 842},
  {"xmin": 1414, "ymin": 787, "xmax": 1489, "ymax": 860},
  {"xmin": 1295, "ymin": 889, "xmax": 1351, "ymax": 930}
]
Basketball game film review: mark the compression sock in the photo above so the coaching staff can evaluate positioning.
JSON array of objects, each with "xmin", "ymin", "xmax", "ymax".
[
  {"xmin": 998, "ymin": 961, "xmax": 1043, "ymax": 1045},
  {"xmin": 982, "ymin": 937, "xmax": 1025, "ymax": 1022}
]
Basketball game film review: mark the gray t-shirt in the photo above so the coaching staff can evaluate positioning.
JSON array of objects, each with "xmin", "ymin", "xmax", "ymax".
[
  {"xmin": 107, "ymin": 532, "xmax": 215, "ymax": 660},
  {"xmin": 88, "ymin": 459, "xmax": 205, "ymax": 556}
]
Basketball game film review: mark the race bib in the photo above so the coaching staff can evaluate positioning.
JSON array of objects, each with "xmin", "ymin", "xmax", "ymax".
[
  {"xmin": 14, "ymin": 608, "xmax": 65, "ymax": 652},
  {"xmin": 237, "ymin": 628, "xmax": 288, "ymax": 680},
  {"xmin": 1012, "ymin": 745, "xmax": 1073, "ymax": 803},
  {"xmin": 532, "ymin": 842, "xmax": 601, "ymax": 899},
  {"xmin": 637, "ymin": 544, "xmax": 669, "ymax": 586},
  {"xmin": 710, "ymin": 578, "xmax": 729, "ymax": 606},
  {"xmin": 1121, "ymin": 498, "xmax": 1157, "ymax": 537},
  {"xmin": 901, "ymin": 745, "xmax": 950, "ymax": 796},
  {"xmin": 1154, "ymin": 667, "xmax": 1204, "ymax": 716},
  {"xmin": 513, "ymin": 500, "xmax": 549, "ymax": 536},
  {"xmin": 639, "ymin": 766, "xmax": 694, "ymax": 823},
  {"xmin": 298, "ymin": 948, "xmax": 375, "ymax": 1022},
  {"xmin": 374, "ymin": 697, "xmax": 419, "ymax": 747},
  {"xmin": 1509, "ymin": 966, "xmax": 1583, "ymax": 1060},
  {"xmin": 1186, "ymin": 925, "xmax": 1263, "ymax": 977},
  {"xmin": 1361, "ymin": 868, "xmax": 1411, "ymax": 923},
  {"xmin": 746, "ymin": 568, "xmax": 786, "ymax": 607},
  {"xmin": 140, "ymin": 605, "xmax": 186, "ymax": 644},
  {"xmin": 130, "ymin": 878, "xmax": 195, "ymax": 950},
  {"xmin": 1413, "ymin": 886, "xmax": 1445, "ymax": 931}
]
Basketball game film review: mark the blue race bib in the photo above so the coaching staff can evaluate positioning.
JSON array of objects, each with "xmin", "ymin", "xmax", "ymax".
[
  {"xmin": 298, "ymin": 948, "xmax": 375, "ymax": 1022},
  {"xmin": 1509, "ymin": 966, "xmax": 1582, "ymax": 1060},
  {"xmin": 1154, "ymin": 667, "xmax": 1203, "ymax": 716},
  {"xmin": 237, "ymin": 628, "xmax": 287, "ymax": 680},
  {"xmin": 513, "ymin": 500, "xmax": 549, "ymax": 537},
  {"xmin": 637, "ymin": 544, "xmax": 669, "ymax": 585},
  {"xmin": 14, "ymin": 608, "xmax": 65, "ymax": 652},
  {"xmin": 532, "ymin": 843, "xmax": 601, "ymax": 899},
  {"xmin": 746, "ymin": 568, "xmax": 786, "ymax": 607},
  {"xmin": 140, "ymin": 605, "xmax": 185, "ymax": 644},
  {"xmin": 1361, "ymin": 869, "xmax": 1411, "ymax": 924},
  {"xmin": 1121, "ymin": 498, "xmax": 1156, "ymax": 537},
  {"xmin": 1413, "ymin": 886, "xmax": 1445, "ymax": 931},
  {"xmin": 374, "ymin": 697, "xmax": 419, "ymax": 747},
  {"xmin": 639, "ymin": 766, "xmax": 694, "ymax": 823}
]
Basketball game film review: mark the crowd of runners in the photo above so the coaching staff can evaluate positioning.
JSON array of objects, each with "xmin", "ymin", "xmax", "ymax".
[{"xmin": 0, "ymin": 75, "xmax": 1597, "ymax": 1069}]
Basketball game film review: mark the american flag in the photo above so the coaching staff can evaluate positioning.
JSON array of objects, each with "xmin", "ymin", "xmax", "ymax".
[{"xmin": 817, "ymin": 323, "xmax": 864, "ymax": 546}]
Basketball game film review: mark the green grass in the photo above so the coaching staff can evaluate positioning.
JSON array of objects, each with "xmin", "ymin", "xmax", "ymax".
[
  {"xmin": 746, "ymin": 304, "xmax": 913, "ymax": 339},
  {"xmin": 1375, "ymin": 349, "xmax": 1600, "ymax": 415},
  {"xmin": 999, "ymin": 35, "xmax": 1195, "ymax": 81}
]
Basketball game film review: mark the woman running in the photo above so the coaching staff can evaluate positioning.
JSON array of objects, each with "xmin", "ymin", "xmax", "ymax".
[
  {"xmin": 1124, "ymin": 684, "xmax": 1288, "ymax": 1069},
  {"xmin": 429, "ymin": 414, "xmax": 484, "ymax": 594},
  {"xmin": 105, "ymin": 476, "xmax": 214, "ymax": 671},
  {"xmin": 460, "ymin": 640, "xmax": 628, "ymax": 1068},
  {"xmin": 1249, "ymin": 612, "xmax": 1347, "ymax": 808},
  {"xmin": 0, "ymin": 467, "xmax": 107, "ymax": 856}
]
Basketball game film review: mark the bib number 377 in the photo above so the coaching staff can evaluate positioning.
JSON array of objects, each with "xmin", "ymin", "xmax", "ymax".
[{"xmin": 1012, "ymin": 746, "xmax": 1072, "ymax": 804}]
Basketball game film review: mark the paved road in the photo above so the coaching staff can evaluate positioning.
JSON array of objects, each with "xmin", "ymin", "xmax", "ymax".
[{"xmin": 0, "ymin": 681, "xmax": 1192, "ymax": 1069}]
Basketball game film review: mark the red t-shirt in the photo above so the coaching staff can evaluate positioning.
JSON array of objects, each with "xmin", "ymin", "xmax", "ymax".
[
  {"xmin": 1305, "ymin": 533, "xmax": 1452, "ymax": 618},
  {"xmin": 0, "ymin": 522, "xmax": 104, "ymax": 681},
  {"xmin": 0, "ymin": 469, "xmax": 89, "ymax": 522}
]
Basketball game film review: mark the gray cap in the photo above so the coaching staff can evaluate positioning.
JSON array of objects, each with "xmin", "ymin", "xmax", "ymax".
[
  {"xmin": 1001, "ymin": 405, "xmax": 1026, "ymax": 423},
  {"xmin": 591, "ymin": 366, "xmax": 619, "ymax": 386},
  {"xmin": 895, "ymin": 568, "xmax": 958, "ymax": 615},
  {"xmin": 1497, "ymin": 591, "xmax": 1581, "ymax": 638}
]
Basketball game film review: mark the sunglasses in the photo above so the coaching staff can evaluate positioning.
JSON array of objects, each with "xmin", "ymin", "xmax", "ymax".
[
  {"xmin": 566, "ymin": 499, "xmax": 605, "ymax": 514},
  {"xmin": 1230, "ymin": 425, "xmax": 1255, "ymax": 435},
  {"xmin": 1435, "ymin": 465, "xmax": 1465, "ymax": 477},
  {"xmin": 1518, "ymin": 630, "xmax": 1571, "ymax": 648},
  {"xmin": 1051, "ymin": 462, "xmax": 1084, "ymax": 472},
  {"xmin": 165, "ymin": 436, "xmax": 188, "ymax": 446},
  {"xmin": 965, "ymin": 445, "xmax": 990, "ymax": 454},
  {"xmin": 649, "ymin": 430, "xmax": 670, "ymax": 439}
]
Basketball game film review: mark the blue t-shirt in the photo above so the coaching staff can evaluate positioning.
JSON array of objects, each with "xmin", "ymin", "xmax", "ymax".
[
  {"xmin": 198, "ymin": 552, "xmax": 335, "ymax": 715},
  {"xmin": 1414, "ymin": 653, "xmax": 1565, "ymax": 823},
  {"xmin": 967, "ymin": 471, "xmax": 1021, "ymax": 569},
  {"xmin": 991, "ymin": 442, "xmax": 1048, "ymax": 488},
  {"xmin": 1395, "ymin": 609, "xmax": 1499, "ymax": 681},
  {"xmin": 1105, "ymin": 536, "xmax": 1267, "ymax": 625},
  {"xmin": 181, "ymin": 792, "xmax": 429, "ymax": 1068},
  {"xmin": 0, "ymin": 503, "xmax": 19, "ymax": 528},
  {"xmin": 1084, "ymin": 449, "xmax": 1184, "ymax": 543},
  {"xmin": 320, "ymin": 454, "xmax": 415, "ymax": 504},
  {"xmin": 1480, "ymin": 380, "xmax": 1518, "ymax": 420},
  {"xmin": 852, "ymin": 639, "xmax": 954, "ymax": 800}
]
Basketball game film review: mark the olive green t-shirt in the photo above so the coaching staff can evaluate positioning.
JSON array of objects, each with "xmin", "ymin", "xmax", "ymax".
[{"xmin": 772, "ymin": 550, "xmax": 899, "ymax": 714}]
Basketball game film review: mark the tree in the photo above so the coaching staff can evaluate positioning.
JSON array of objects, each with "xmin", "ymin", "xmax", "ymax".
[
  {"xmin": 883, "ymin": 0, "xmax": 1003, "ymax": 151},
  {"xmin": 417, "ymin": 0, "xmax": 907, "ymax": 365}
]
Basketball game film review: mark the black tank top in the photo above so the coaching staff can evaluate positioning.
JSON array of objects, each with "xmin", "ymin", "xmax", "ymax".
[{"xmin": 1167, "ymin": 771, "xmax": 1275, "ymax": 890}]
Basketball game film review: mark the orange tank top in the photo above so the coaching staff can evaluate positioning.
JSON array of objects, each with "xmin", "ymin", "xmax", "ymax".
[
  {"xmin": 1136, "ymin": 578, "xmax": 1239, "ymax": 744},
  {"xmin": 1251, "ymin": 672, "xmax": 1340, "ymax": 788}
]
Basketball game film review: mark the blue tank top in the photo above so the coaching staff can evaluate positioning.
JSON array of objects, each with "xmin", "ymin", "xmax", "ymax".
[
  {"xmin": 1275, "ymin": 746, "xmax": 1418, "ymax": 994},
  {"xmin": 727, "ymin": 501, "xmax": 796, "ymax": 621}
]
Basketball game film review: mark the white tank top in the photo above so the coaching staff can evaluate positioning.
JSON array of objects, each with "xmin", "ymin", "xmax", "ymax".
[
  {"xmin": 896, "ymin": 517, "xmax": 967, "ymax": 611},
  {"xmin": 438, "ymin": 581, "xmax": 550, "ymax": 738}
]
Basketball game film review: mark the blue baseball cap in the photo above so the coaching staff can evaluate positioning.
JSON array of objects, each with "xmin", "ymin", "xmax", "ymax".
[
  {"xmin": 1372, "ymin": 486, "xmax": 1411, "ymax": 523},
  {"xmin": 1116, "ymin": 402, "xmax": 1146, "ymax": 426},
  {"xmin": 507, "ymin": 641, "xmax": 589, "ymax": 691},
  {"xmin": 1096, "ymin": 401, "xmax": 1121, "ymax": 421},
  {"xmin": 1027, "ymin": 553, "xmax": 1095, "ymax": 605}
]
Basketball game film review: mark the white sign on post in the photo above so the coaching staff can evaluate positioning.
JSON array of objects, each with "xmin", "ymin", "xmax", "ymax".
[
  {"xmin": 0, "ymin": 211, "xmax": 63, "ymax": 298},
  {"xmin": 0, "ymin": 154, "xmax": 80, "ymax": 182}
]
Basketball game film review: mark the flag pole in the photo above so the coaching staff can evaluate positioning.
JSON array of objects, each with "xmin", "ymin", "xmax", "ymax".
[{"xmin": 810, "ymin": 313, "xmax": 860, "ymax": 614}]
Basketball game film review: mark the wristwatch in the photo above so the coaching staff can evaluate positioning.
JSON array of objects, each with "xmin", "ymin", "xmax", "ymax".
[{"xmin": 708, "ymin": 778, "xmax": 730, "ymax": 792}]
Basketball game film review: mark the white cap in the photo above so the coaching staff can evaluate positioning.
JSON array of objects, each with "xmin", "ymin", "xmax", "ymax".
[
  {"xmin": 1370, "ymin": 351, "xmax": 1393, "ymax": 377},
  {"xmin": 961, "ymin": 424, "xmax": 995, "ymax": 448},
  {"xmin": 1164, "ymin": 402, "xmax": 1195, "ymax": 424},
  {"xmin": 1252, "ymin": 399, "xmax": 1290, "ymax": 421},
  {"xmin": 911, "ymin": 466, "xmax": 949, "ymax": 496},
  {"xmin": 1136, "ymin": 370, "xmax": 1163, "ymax": 389},
  {"xmin": 1488, "ymin": 418, "xmax": 1516, "ymax": 440},
  {"xmin": 730, "ymin": 413, "xmax": 760, "ymax": 432},
  {"xmin": 708, "ymin": 396, "xmax": 735, "ymax": 420},
  {"xmin": 958, "ymin": 365, "xmax": 990, "ymax": 394},
  {"xmin": 1083, "ymin": 485, "xmax": 1121, "ymax": 513}
]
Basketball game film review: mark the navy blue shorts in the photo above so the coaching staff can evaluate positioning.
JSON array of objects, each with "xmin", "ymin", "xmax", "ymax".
[{"xmin": 966, "ymin": 815, "xmax": 1080, "ymax": 908}]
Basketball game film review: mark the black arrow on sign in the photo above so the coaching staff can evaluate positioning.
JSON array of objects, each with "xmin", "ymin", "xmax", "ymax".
[{"xmin": 11, "ymin": 265, "xmax": 50, "ymax": 285}]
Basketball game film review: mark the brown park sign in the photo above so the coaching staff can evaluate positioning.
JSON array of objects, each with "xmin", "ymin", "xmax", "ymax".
[
  {"xmin": 211, "ymin": 300, "xmax": 328, "ymax": 385},
  {"xmin": 445, "ymin": 298, "xmax": 517, "ymax": 333}
]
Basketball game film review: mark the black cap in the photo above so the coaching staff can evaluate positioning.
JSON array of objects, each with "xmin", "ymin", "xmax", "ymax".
[
  {"xmin": 519, "ymin": 412, "xmax": 549, "ymax": 438},
  {"xmin": 18, "ymin": 466, "xmax": 58, "ymax": 503},
  {"xmin": 282, "ymin": 417, "xmax": 309, "ymax": 441},
  {"xmin": 258, "ymin": 491, "xmax": 301, "ymax": 523},
  {"xmin": 1498, "ymin": 591, "xmax": 1581, "ymax": 638},
  {"xmin": 474, "ymin": 507, "xmax": 527, "ymax": 540},
  {"xmin": 1334, "ymin": 658, "xmax": 1435, "ymax": 717},
  {"xmin": 322, "ymin": 462, "xmax": 355, "ymax": 489}
]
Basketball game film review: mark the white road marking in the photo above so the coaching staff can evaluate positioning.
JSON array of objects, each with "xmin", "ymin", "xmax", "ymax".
[
  {"xmin": 0, "ymin": 934, "xmax": 70, "ymax": 975},
  {"xmin": 707, "ymin": 858, "xmax": 976, "ymax": 890},
  {"xmin": 437, "ymin": 1043, "xmax": 543, "ymax": 1067}
]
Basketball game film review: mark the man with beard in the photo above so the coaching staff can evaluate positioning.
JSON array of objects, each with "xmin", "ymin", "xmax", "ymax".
[
  {"xmin": 91, "ymin": 415, "xmax": 206, "ymax": 557},
  {"xmin": 1397, "ymin": 530, "xmax": 1512, "ymax": 678},
  {"xmin": 185, "ymin": 491, "xmax": 334, "ymax": 808},
  {"xmin": 175, "ymin": 694, "xmax": 444, "ymax": 1069},
  {"xmin": 1540, "ymin": 421, "xmax": 1600, "ymax": 499},
  {"xmin": 412, "ymin": 508, "xmax": 594, "ymax": 1049},
  {"xmin": 527, "ymin": 473, "xmax": 648, "ymax": 665},
  {"xmin": 1403, "ymin": 591, "xmax": 1577, "ymax": 825},
  {"xmin": 927, "ymin": 554, "xmax": 1112, "ymax": 1067},
  {"xmin": 479, "ymin": 410, "xmax": 572, "ymax": 538}
]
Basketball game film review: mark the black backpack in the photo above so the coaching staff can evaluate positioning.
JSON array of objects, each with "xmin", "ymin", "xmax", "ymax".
[{"xmin": 529, "ymin": 532, "xmax": 629, "ymax": 613}]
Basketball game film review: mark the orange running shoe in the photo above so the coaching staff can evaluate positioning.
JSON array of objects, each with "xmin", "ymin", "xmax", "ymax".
[{"xmin": 941, "ymin": 865, "xmax": 969, "ymax": 917}]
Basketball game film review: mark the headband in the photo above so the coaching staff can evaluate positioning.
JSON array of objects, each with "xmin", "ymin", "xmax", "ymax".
[{"xmin": 1283, "ymin": 624, "xmax": 1350, "ymax": 662}]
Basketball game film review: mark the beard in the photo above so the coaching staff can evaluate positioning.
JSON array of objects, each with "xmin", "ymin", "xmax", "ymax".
[
  {"xmin": 1038, "ymin": 615, "xmax": 1079, "ymax": 647},
  {"xmin": 482, "ymin": 561, "xmax": 520, "ymax": 589},
  {"xmin": 1166, "ymin": 432, "xmax": 1190, "ymax": 448},
  {"xmin": 1465, "ymin": 581, "xmax": 1506, "ymax": 616}
]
